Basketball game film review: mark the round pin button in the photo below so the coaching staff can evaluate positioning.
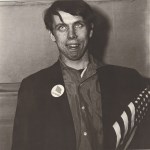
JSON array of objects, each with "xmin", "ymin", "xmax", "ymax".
[{"xmin": 51, "ymin": 84, "xmax": 65, "ymax": 97}]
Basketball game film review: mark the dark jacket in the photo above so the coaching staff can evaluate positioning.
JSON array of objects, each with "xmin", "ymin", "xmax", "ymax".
[{"xmin": 11, "ymin": 61, "xmax": 149, "ymax": 150}]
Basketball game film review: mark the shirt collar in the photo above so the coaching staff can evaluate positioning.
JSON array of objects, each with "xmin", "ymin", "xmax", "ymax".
[{"xmin": 59, "ymin": 55, "xmax": 104, "ymax": 71}]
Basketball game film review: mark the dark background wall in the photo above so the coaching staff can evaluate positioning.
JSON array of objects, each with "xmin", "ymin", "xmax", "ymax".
[{"xmin": 0, "ymin": 0, "xmax": 149, "ymax": 150}]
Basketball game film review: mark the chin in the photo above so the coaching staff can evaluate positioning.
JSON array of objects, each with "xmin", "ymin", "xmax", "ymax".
[{"xmin": 69, "ymin": 56, "xmax": 83, "ymax": 61}]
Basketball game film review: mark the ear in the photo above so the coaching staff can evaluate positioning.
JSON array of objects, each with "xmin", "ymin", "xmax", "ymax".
[
  {"xmin": 89, "ymin": 23, "xmax": 94, "ymax": 38},
  {"xmin": 49, "ymin": 31, "xmax": 56, "ymax": 42}
]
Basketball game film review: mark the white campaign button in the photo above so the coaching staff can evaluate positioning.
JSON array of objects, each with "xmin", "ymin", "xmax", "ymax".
[{"xmin": 51, "ymin": 84, "xmax": 65, "ymax": 97}]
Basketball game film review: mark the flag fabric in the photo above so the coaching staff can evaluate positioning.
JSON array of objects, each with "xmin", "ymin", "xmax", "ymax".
[
  {"xmin": 113, "ymin": 121, "xmax": 121, "ymax": 148},
  {"xmin": 112, "ymin": 87, "xmax": 150, "ymax": 149}
]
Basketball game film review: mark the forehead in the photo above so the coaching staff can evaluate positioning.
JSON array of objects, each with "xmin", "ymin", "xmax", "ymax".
[{"xmin": 53, "ymin": 11, "xmax": 84, "ymax": 25}]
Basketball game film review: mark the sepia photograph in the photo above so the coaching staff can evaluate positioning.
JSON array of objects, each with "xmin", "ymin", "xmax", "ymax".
[{"xmin": 0, "ymin": 0, "xmax": 150, "ymax": 149}]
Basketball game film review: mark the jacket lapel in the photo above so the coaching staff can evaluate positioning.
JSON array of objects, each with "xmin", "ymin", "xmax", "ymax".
[{"xmin": 40, "ymin": 61, "xmax": 76, "ymax": 150}]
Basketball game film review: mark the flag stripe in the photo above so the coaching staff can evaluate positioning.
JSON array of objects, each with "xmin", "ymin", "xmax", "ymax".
[
  {"xmin": 121, "ymin": 111, "xmax": 129, "ymax": 138},
  {"xmin": 113, "ymin": 121, "xmax": 121, "ymax": 148},
  {"xmin": 118, "ymin": 117, "xmax": 125, "ymax": 144},
  {"xmin": 128, "ymin": 102, "xmax": 135, "ymax": 130}
]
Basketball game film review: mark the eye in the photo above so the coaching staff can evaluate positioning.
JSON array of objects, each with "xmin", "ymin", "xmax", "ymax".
[
  {"xmin": 74, "ymin": 22, "xmax": 85, "ymax": 29},
  {"xmin": 57, "ymin": 25, "xmax": 67, "ymax": 32}
]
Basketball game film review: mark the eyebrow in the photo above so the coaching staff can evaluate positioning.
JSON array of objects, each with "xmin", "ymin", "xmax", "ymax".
[{"xmin": 74, "ymin": 20, "xmax": 86, "ymax": 24}]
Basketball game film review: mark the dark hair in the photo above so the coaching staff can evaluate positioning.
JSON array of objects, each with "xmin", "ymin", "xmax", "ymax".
[{"xmin": 43, "ymin": 0, "xmax": 95, "ymax": 32}]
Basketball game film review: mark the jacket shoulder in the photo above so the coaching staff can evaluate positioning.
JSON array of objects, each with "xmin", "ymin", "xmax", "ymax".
[
  {"xmin": 99, "ymin": 64, "xmax": 140, "ymax": 74},
  {"xmin": 98, "ymin": 64, "xmax": 145, "ymax": 83},
  {"xmin": 98, "ymin": 64, "xmax": 148, "ymax": 101},
  {"xmin": 20, "ymin": 61, "xmax": 62, "ymax": 88},
  {"xmin": 23, "ymin": 61, "xmax": 59, "ymax": 80}
]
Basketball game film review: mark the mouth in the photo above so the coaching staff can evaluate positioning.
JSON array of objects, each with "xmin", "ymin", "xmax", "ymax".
[{"xmin": 66, "ymin": 44, "xmax": 80, "ymax": 50}]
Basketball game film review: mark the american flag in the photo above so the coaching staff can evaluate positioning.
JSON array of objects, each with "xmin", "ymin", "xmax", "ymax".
[{"xmin": 112, "ymin": 86, "xmax": 150, "ymax": 149}]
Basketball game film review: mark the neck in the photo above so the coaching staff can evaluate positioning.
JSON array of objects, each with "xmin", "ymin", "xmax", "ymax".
[{"xmin": 60, "ymin": 53, "xmax": 89, "ymax": 70}]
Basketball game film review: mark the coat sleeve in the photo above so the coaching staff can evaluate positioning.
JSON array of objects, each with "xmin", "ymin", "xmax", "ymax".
[{"xmin": 11, "ymin": 79, "xmax": 33, "ymax": 150}]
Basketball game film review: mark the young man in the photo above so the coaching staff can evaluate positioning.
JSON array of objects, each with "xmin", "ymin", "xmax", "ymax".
[{"xmin": 11, "ymin": 0, "xmax": 150, "ymax": 150}]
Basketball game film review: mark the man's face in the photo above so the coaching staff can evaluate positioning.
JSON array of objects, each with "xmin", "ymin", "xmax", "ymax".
[{"xmin": 51, "ymin": 11, "xmax": 93, "ymax": 61}]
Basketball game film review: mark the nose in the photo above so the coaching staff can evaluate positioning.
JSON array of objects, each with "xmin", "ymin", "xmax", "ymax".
[{"xmin": 68, "ymin": 27, "xmax": 77, "ymax": 39}]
